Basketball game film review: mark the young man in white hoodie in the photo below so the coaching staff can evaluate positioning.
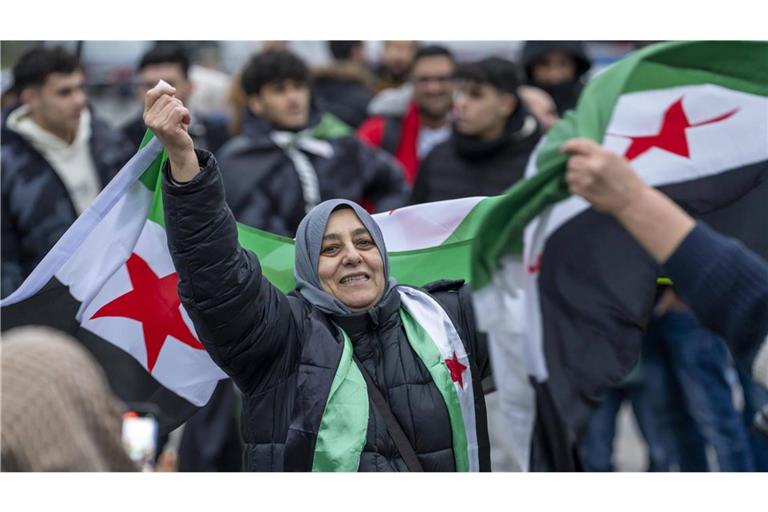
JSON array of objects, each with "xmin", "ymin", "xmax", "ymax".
[{"xmin": 1, "ymin": 46, "xmax": 133, "ymax": 298}]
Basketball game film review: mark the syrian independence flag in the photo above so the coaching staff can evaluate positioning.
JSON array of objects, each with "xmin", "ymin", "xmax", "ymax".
[{"xmin": 471, "ymin": 41, "xmax": 768, "ymax": 471}]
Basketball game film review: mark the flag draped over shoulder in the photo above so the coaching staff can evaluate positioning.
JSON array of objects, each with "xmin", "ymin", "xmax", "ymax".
[{"xmin": 471, "ymin": 41, "xmax": 768, "ymax": 470}]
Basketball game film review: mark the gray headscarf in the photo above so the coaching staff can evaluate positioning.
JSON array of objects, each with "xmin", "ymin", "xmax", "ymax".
[{"xmin": 294, "ymin": 199, "xmax": 397, "ymax": 315}]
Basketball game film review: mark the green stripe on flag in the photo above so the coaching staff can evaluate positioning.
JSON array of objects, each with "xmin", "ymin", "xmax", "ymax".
[{"xmin": 137, "ymin": 129, "xmax": 168, "ymax": 191}]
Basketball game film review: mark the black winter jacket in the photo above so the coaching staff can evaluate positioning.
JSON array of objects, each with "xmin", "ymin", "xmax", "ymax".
[
  {"xmin": 1, "ymin": 113, "xmax": 133, "ymax": 297},
  {"xmin": 410, "ymin": 105, "xmax": 542, "ymax": 205},
  {"xmin": 215, "ymin": 110, "xmax": 409, "ymax": 237},
  {"xmin": 163, "ymin": 150, "xmax": 491, "ymax": 471}
]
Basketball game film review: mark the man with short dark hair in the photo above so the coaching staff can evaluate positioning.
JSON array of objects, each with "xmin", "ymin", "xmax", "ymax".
[
  {"xmin": 312, "ymin": 41, "xmax": 375, "ymax": 128},
  {"xmin": 1, "ymin": 45, "xmax": 133, "ymax": 298},
  {"xmin": 409, "ymin": 57, "xmax": 542, "ymax": 204},
  {"xmin": 122, "ymin": 44, "xmax": 228, "ymax": 153},
  {"xmin": 216, "ymin": 50, "xmax": 408, "ymax": 237},
  {"xmin": 357, "ymin": 45, "xmax": 455, "ymax": 184}
]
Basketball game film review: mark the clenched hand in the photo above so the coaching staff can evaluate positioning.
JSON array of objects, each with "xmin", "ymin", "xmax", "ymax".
[{"xmin": 143, "ymin": 82, "xmax": 199, "ymax": 183}]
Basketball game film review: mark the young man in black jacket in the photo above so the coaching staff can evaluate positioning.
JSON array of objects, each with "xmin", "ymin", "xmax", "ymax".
[
  {"xmin": 410, "ymin": 57, "xmax": 541, "ymax": 205},
  {"xmin": 121, "ymin": 44, "xmax": 230, "ymax": 154},
  {"xmin": 216, "ymin": 50, "xmax": 409, "ymax": 237},
  {"xmin": 2, "ymin": 46, "xmax": 133, "ymax": 298}
]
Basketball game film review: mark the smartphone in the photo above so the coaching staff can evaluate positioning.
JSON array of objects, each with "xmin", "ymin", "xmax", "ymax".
[{"xmin": 122, "ymin": 409, "xmax": 159, "ymax": 471}]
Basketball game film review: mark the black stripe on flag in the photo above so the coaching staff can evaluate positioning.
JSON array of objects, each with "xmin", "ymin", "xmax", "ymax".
[
  {"xmin": 1, "ymin": 277, "xmax": 200, "ymax": 435},
  {"xmin": 534, "ymin": 159, "xmax": 768, "ymax": 469}
]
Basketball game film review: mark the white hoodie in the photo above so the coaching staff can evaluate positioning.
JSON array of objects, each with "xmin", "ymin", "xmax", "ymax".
[{"xmin": 6, "ymin": 105, "xmax": 100, "ymax": 215}]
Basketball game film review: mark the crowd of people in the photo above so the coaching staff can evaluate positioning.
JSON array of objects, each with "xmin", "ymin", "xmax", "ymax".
[{"xmin": 1, "ymin": 40, "xmax": 766, "ymax": 472}]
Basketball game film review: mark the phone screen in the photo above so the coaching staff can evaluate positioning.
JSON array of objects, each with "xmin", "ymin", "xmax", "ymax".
[{"xmin": 122, "ymin": 411, "xmax": 158, "ymax": 471}]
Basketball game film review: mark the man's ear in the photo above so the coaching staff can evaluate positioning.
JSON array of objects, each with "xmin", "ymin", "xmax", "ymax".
[
  {"xmin": 499, "ymin": 92, "xmax": 518, "ymax": 117},
  {"xmin": 247, "ymin": 95, "xmax": 263, "ymax": 116},
  {"xmin": 19, "ymin": 87, "xmax": 37, "ymax": 106}
]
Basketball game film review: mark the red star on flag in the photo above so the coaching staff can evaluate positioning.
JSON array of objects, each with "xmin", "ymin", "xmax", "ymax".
[
  {"xmin": 611, "ymin": 97, "xmax": 739, "ymax": 161},
  {"xmin": 445, "ymin": 352, "xmax": 467, "ymax": 388},
  {"xmin": 91, "ymin": 253, "xmax": 204, "ymax": 372}
]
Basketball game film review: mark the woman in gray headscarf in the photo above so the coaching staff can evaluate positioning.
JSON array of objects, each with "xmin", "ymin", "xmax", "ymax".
[{"xmin": 149, "ymin": 84, "xmax": 492, "ymax": 472}]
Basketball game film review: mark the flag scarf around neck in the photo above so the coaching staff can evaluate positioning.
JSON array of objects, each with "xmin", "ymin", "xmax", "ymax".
[
  {"xmin": 470, "ymin": 41, "xmax": 768, "ymax": 470},
  {"xmin": 312, "ymin": 287, "xmax": 478, "ymax": 471}
]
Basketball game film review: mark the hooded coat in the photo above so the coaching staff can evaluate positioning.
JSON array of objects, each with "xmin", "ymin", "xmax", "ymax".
[
  {"xmin": 162, "ymin": 149, "xmax": 491, "ymax": 471},
  {"xmin": 521, "ymin": 41, "xmax": 592, "ymax": 115}
]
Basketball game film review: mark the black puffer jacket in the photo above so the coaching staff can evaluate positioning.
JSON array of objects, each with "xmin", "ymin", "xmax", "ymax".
[
  {"xmin": 1, "ymin": 112, "xmax": 133, "ymax": 297},
  {"xmin": 215, "ymin": 109, "xmax": 409, "ymax": 237},
  {"xmin": 163, "ymin": 150, "xmax": 491, "ymax": 471},
  {"xmin": 410, "ymin": 105, "xmax": 542, "ymax": 205}
]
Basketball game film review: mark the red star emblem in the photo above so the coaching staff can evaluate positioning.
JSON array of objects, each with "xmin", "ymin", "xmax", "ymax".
[
  {"xmin": 91, "ymin": 253, "xmax": 203, "ymax": 372},
  {"xmin": 445, "ymin": 352, "xmax": 467, "ymax": 388},
  {"xmin": 610, "ymin": 97, "xmax": 739, "ymax": 161}
]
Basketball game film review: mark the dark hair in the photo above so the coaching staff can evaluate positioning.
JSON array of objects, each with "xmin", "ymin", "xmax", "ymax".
[
  {"xmin": 240, "ymin": 50, "xmax": 309, "ymax": 96},
  {"xmin": 328, "ymin": 41, "xmax": 361, "ymax": 61},
  {"xmin": 412, "ymin": 45, "xmax": 454, "ymax": 66},
  {"xmin": 138, "ymin": 44, "xmax": 191, "ymax": 78},
  {"xmin": 12, "ymin": 46, "xmax": 80, "ymax": 93},
  {"xmin": 455, "ymin": 57, "xmax": 519, "ymax": 94}
]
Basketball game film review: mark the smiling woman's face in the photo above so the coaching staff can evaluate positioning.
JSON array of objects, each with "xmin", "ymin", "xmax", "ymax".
[{"xmin": 317, "ymin": 208, "xmax": 385, "ymax": 312}]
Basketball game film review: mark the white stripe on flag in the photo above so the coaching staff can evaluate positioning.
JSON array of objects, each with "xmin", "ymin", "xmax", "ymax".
[
  {"xmin": 79, "ymin": 220, "xmax": 226, "ymax": 406},
  {"xmin": 1, "ymin": 138, "xmax": 164, "ymax": 307},
  {"xmin": 373, "ymin": 197, "xmax": 484, "ymax": 252}
]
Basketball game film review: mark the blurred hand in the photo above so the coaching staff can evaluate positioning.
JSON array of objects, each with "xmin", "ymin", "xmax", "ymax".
[
  {"xmin": 562, "ymin": 138, "xmax": 647, "ymax": 216},
  {"xmin": 519, "ymin": 85, "xmax": 559, "ymax": 132},
  {"xmin": 654, "ymin": 288, "xmax": 688, "ymax": 315},
  {"xmin": 155, "ymin": 449, "xmax": 178, "ymax": 472}
]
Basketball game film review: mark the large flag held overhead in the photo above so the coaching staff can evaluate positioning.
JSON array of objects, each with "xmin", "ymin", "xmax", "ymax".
[
  {"xmin": 471, "ymin": 40, "xmax": 768, "ymax": 470},
  {"xmin": 2, "ymin": 41, "xmax": 766, "ymax": 468}
]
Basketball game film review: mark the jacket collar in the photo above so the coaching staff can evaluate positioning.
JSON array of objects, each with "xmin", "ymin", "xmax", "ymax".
[
  {"xmin": 329, "ymin": 287, "xmax": 402, "ymax": 339},
  {"xmin": 451, "ymin": 104, "xmax": 539, "ymax": 160}
]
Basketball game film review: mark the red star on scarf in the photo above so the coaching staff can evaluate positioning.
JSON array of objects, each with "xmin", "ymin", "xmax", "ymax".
[
  {"xmin": 445, "ymin": 352, "xmax": 467, "ymax": 388},
  {"xmin": 611, "ymin": 97, "xmax": 739, "ymax": 161},
  {"xmin": 91, "ymin": 253, "xmax": 203, "ymax": 372}
]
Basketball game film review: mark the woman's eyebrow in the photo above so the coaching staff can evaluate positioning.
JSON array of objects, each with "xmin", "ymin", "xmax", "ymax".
[
  {"xmin": 352, "ymin": 228, "xmax": 370, "ymax": 237},
  {"xmin": 322, "ymin": 233, "xmax": 341, "ymax": 242}
]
